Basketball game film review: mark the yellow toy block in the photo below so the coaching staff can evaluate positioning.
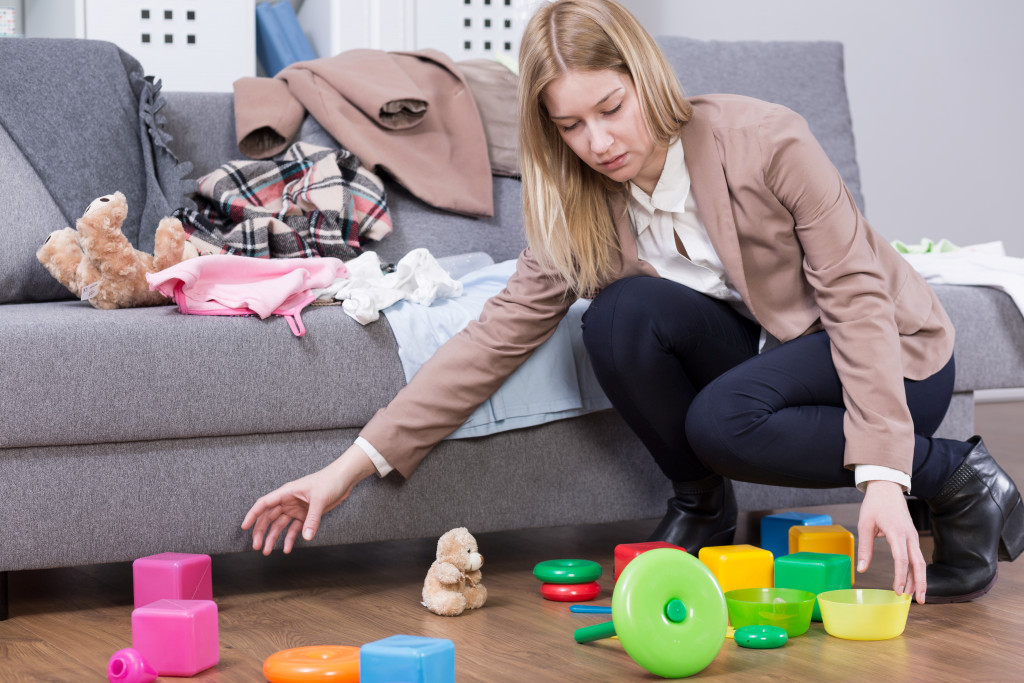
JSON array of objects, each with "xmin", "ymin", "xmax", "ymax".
[
  {"xmin": 697, "ymin": 544, "xmax": 774, "ymax": 593},
  {"xmin": 788, "ymin": 524, "xmax": 856, "ymax": 584}
]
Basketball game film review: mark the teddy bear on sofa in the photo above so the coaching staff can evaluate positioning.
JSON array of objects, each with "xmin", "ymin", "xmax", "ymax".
[
  {"xmin": 422, "ymin": 527, "xmax": 488, "ymax": 617},
  {"xmin": 36, "ymin": 191, "xmax": 197, "ymax": 309}
]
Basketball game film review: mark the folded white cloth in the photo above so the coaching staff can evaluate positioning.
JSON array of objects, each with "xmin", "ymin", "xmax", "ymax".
[
  {"xmin": 315, "ymin": 248, "xmax": 463, "ymax": 324},
  {"xmin": 901, "ymin": 241, "xmax": 1024, "ymax": 316}
]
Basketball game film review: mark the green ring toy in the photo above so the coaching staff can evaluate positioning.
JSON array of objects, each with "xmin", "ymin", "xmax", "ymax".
[
  {"xmin": 533, "ymin": 559, "xmax": 603, "ymax": 584},
  {"xmin": 734, "ymin": 624, "xmax": 788, "ymax": 649},
  {"xmin": 574, "ymin": 548, "xmax": 727, "ymax": 678}
]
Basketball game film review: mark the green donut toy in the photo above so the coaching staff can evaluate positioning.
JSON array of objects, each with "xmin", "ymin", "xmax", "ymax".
[
  {"xmin": 532, "ymin": 559, "xmax": 603, "ymax": 584},
  {"xmin": 611, "ymin": 548, "xmax": 727, "ymax": 678}
]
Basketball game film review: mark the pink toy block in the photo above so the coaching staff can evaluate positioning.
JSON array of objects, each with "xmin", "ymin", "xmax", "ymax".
[
  {"xmin": 131, "ymin": 599, "xmax": 219, "ymax": 677},
  {"xmin": 133, "ymin": 552, "xmax": 212, "ymax": 608},
  {"xmin": 614, "ymin": 542, "xmax": 686, "ymax": 582}
]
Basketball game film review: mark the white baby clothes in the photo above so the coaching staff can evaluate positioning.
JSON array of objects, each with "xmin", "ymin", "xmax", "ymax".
[{"xmin": 317, "ymin": 248, "xmax": 464, "ymax": 324}]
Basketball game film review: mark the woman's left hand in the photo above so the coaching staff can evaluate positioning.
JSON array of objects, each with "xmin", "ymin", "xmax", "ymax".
[{"xmin": 857, "ymin": 480, "xmax": 927, "ymax": 604}]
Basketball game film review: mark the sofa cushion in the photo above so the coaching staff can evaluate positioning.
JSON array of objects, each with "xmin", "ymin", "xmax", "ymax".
[
  {"xmin": 656, "ymin": 36, "xmax": 865, "ymax": 215},
  {"xmin": 0, "ymin": 301, "xmax": 406, "ymax": 450},
  {"xmin": 934, "ymin": 284, "xmax": 1024, "ymax": 391},
  {"xmin": 0, "ymin": 38, "xmax": 196, "ymax": 304}
]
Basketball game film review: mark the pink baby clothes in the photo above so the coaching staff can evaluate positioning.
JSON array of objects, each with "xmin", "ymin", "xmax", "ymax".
[{"xmin": 147, "ymin": 255, "xmax": 348, "ymax": 337}]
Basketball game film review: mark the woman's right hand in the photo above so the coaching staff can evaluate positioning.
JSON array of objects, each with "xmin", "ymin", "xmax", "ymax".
[{"xmin": 241, "ymin": 444, "xmax": 377, "ymax": 555}]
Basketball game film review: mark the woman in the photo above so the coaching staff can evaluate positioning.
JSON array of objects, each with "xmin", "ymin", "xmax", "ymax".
[{"xmin": 243, "ymin": 0, "xmax": 1023, "ymax": 604}]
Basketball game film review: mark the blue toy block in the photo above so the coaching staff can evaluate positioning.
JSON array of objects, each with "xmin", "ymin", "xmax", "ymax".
[
  {"xmin": 760, "ymin": 511, "xmax": 832, "ymax": 557},
  {"xmin": 360, "ymin": 635, "xmax": 455, "ymax": 683}
]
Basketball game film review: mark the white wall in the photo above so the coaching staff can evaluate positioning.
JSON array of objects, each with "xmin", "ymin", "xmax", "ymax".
[{"xmin": 620, "ymin": 0, "xmax": 1024, "ymax": 254}]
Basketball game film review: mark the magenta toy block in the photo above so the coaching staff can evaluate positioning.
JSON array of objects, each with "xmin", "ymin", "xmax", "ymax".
[
  {"xmin": 614, "ymin": 541, "xmax": 685, "ymax": 582},
  {"xmin": 760, "ymin": 512, "xmax": 832, "ymax": 558},
  {"xmin": 131, "ymin": 599, "xmax": 219, "ymax": 677},
  {"xmin": 360, "ymin": 635, "xmax": 455, "ymax": 683},
  {"xmin": 133, "ymin": 552, "xmax": 212, "ymax": 608}
]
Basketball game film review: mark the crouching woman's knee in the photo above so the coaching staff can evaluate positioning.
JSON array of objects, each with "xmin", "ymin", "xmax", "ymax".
[{"xmin": 685, "ymin": 382, "xmax": 752, "ymax": 480}]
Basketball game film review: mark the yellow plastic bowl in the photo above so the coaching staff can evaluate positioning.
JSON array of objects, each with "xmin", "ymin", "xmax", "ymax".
[
  {"xmin": 724, "ymin": 587, "xmax": 816, "ymax": 637},
  {"xmin": 817, "ymin": 589, "xmax": 911, "ymax": 640}
]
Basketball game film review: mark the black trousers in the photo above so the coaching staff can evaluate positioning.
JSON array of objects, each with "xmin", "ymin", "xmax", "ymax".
[{"xmin": 580, "ymin": 276, "xmax": 969, "ymax": 500}]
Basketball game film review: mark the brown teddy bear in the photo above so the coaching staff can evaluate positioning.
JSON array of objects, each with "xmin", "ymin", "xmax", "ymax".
[
  {"xmin": 422, "ymin": 527, "xmax": 487, "ymax": 617},
  {"xmin": 36, "ymin": 191, "xmax": 196, "ymax": 309}
]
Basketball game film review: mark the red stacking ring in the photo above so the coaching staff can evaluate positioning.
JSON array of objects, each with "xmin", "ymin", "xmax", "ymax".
[{"xmin": 540, "ymin": 581, "xmax": 602, "ymax": 602}]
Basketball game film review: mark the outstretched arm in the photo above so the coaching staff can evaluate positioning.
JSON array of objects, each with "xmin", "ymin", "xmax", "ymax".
[{"xmin": 241, "ymin": 443, "xmax": 377, "ymax": 555}]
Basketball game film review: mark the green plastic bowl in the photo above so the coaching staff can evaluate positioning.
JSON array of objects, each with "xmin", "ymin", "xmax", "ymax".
[
  {"xmin": 817, "ymin": 589, "xmax": 911, "ymax": 640},
  {"xmin": 724, "ymin": 587, "xmax": 816, "ymax": 637}
]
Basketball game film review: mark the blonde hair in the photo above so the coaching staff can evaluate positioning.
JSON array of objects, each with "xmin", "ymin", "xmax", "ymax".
[{"xmin": 519, "ymin": 0, "xmax": 693, "ymax": 295}]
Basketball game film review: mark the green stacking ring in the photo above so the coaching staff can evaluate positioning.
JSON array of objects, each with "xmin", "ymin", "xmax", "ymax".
[
  {"xmin": 612, "ymin": 548, "xmax": 727, "ymax": 678},
  {"xmin": 734, "ymin": 624, "xmax": 788, "ymax": 649},
  {"xmin": 533, "ymin": 559, "xmax": 603, "ymax": 584}
]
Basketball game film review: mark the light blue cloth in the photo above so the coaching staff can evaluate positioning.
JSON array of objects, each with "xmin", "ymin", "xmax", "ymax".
[{"xmin": 382, "ymin": 259, "xmax": 612, "ymax": 439}]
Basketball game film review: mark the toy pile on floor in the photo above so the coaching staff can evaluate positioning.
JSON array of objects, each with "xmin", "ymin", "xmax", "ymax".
[
  {"xmin": 105, "ymin": 515, "xmax": 904, "ymax": 681},
  {"xmin": 535, "ymin": 511, "xmax": 913, "ymax": 678}
]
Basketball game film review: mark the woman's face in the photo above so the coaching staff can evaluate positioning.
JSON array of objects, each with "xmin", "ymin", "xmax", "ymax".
[{"xmin": 542, "ymin": 69, "xmax": 666, "ymax": 194}]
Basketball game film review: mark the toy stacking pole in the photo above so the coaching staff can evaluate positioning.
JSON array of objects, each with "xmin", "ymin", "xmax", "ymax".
[
  {"xmin": 574, "ymin": 620, "xmax": 618, "ymax": 643},
  {"xmin": 569, "ymin": 604, "xmax": 612, "ymax": 614}
]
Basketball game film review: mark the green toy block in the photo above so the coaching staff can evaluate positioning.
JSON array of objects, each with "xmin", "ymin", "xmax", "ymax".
[{"xmin": 774, "ymin": 552, "xmax": 852, "ymax": 621}]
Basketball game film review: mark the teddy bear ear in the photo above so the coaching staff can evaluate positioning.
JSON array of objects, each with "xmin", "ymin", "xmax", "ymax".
[{"xmin": 86, "ymin": 195, "xmax": 113, "ymax": 214}]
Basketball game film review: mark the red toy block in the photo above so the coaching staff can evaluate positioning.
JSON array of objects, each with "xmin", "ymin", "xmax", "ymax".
[{"xmin": 613, "ymin": 542, "xmax": 685, "ymax": 582}]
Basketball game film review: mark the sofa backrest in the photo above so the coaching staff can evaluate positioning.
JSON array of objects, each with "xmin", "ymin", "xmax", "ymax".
[
  {"xmin": 1, "ymin": 36, "xmax": 864, "ymax": 305},
  {"xmin": 656, "ymin": 36, "xmax": 865, "ymax": 215}
]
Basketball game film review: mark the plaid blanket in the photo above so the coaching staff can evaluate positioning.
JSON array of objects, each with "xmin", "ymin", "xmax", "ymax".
[{"xmin": 173, "ymin": 142, "xmax": 391, "ymax": 260}]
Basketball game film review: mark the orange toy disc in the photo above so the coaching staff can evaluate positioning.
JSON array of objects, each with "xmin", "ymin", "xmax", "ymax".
[{"xmin": 263, "ymin": 645, "xmax": 360, "ymax": 683}]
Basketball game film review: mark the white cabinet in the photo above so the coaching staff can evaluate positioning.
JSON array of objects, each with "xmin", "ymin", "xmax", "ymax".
[
  {"xmin": 295, "ymin": 0, "xmax": 547, "ymax": 63},
  {"xmin": 416, "ymin": 0, "xmax": 548, "ymax": 61},
  {"xmin": 24, "ymin": 0, "xmax": 255, "ymax": 92}
]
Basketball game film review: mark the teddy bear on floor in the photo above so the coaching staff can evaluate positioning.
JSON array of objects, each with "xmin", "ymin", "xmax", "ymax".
[
  {"xmin": 422, "ymin": 527, "xmax": 487, "ymax": 617},
  {"xmin": 36, "ymin": 191, "xmax": 197, "ymax": 309}
]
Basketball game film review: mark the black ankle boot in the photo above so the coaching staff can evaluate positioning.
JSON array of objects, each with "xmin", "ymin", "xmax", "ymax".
[
  {"xmin": 647, "ymin": 474, "xmax": 737, "ymax": 554},
  {"xmin": 926, "ymin": 436, "xmax": 1024, "ymax": 603}
]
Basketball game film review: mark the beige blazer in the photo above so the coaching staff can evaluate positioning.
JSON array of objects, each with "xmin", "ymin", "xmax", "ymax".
[
  {"xmin": 361, "ymin": 94, "xmax": 955, "ymax": 479},
  {"xmin": 233, "ymin": 49, "xmax": 493, "ymax": 217}
]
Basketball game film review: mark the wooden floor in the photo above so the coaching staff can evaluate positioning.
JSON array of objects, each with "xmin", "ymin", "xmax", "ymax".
[{"xmin": 3, "ymin": 402, "xmax": 1024, "ymax": 682}]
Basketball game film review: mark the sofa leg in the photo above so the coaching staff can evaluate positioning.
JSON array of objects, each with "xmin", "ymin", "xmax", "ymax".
[
  {"xmin": 906, "ymin": 496, "xmax": 932, "ymax": 534},
  {"xmin": 1, "ymin": 571, "xmax": 7, "ymax": 621}
]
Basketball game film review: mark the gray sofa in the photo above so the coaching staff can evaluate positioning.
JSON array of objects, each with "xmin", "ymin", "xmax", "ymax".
[{"xmin": 2, "ymin": 36, "xmax": 1023, "ymax": 620}]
